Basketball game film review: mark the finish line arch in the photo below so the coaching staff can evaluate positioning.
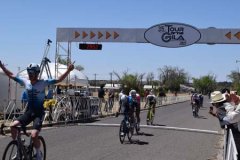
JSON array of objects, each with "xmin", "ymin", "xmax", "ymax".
[{"xmin": 55, "ymin": 22, "xmax": 240, "ymax": 80}]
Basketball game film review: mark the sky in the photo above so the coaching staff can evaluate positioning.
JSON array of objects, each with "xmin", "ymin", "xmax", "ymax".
[{"xmin": 1, "ymin": 0, "xmax": 240, "ymax": 82}]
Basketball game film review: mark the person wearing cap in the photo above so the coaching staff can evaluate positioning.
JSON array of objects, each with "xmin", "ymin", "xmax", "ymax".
[
  {"xmin": 0, "ymin": 60, "xmax": 74, "ymax": 160},
  {"xmin": 210, "ymin": 91, "xmax": 240, "ymax": 129}
]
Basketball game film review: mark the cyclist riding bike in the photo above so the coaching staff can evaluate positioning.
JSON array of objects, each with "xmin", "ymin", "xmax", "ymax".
[
  {"xmin": 129, "ymin": 90, "xmax": 140, "ymax": 130},
  {"xmin": 119, "ymin": 90, "xmax": 139, "ymax": 135},
  {"xmin": 0, "ymin": 61, "xmax": 74, "ymax": 160},
  {"xmin": 144, "ymin": 90, "xmax": 157, "ymax": 124},
  {"xmin": 198, "ymin": 93, "xmax": 204, "ymax": 107},
  {"xmin": 191, "ymin": 93, "xmax": 201, "ymax": 116}
]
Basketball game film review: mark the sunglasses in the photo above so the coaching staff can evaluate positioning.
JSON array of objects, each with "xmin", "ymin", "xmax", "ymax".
[{"xmin": 27, "ymin": 70, "xmax": 38, "ymax": 75}]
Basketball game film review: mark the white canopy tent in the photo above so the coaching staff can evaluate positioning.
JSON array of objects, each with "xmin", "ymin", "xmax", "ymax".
[
  {"xmin": 18, "ymin": 63, "xmax": 89, "ymax": 86},
  {"xmin": 0, "ymin": 69, "xmax": 23, "ymax": 112}
]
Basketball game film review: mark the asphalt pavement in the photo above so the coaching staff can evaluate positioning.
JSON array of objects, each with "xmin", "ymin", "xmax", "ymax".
[{"xmin": 0, "ymin": 98, "xmax": 224, "ymax": 160}]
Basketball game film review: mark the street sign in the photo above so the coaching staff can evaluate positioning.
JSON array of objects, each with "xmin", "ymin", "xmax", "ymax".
[{"xmin": 144, "ymin": 23, "xmax": 201, "ymax": 48}]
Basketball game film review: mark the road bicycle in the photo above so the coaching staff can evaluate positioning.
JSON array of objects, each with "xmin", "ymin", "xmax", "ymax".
[
  {"xmin": 146, "ymin": 103, "xmax": 155, "ymax": 125},
  {"xmin": 133, "ymin": 112, "xmax": 140, "ymax": 135},
  {"xmin": 1, "ymin": 124, "xmax": 46, "ymax": 160},
  {"xmin": 119, "ymin": 114, "xmax": 134, "ymax": 144},
  {"xmin": 192, "ymin": 102, "xmax": 199, "ymax": 118}
]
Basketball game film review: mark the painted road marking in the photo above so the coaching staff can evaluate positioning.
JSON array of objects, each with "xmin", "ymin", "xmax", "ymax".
[{"xmin": 78, "ymin": 123, "xmax": 222, "ymax": 135}]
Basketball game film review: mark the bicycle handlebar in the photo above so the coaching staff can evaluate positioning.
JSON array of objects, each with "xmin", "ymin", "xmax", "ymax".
[
  {"xmin": 0, "ymin": 123, "xmax": 30, "ymax": 137},
  {"xmin": 0, "ymin": 123, "xmax": 5, "ymax": 135}
]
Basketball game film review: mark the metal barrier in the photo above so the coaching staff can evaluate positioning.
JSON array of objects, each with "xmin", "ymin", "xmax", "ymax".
[
  {"xmin": 43, "ymin": 96, "xmax": 100, "ymax": 123},
  {"xmin": 155, "ymin": 95, "xmax": 190, "ymax": 107},
  {"xmin": 224, "ymin": 128, "xmax": 238, "ymax": 160},
  {"xmin": 2, "ymin": 99, "xmax": 24, "ymax": 124},
  {"xmin": 1, "ymin": 95, "xmax": 190, "ymax": 125}
]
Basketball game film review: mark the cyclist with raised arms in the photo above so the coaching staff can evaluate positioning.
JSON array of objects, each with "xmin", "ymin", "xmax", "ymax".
[
  {"xmin": 144, "ymin": 90, "xmax": 157, "ymax": 125},
  {"xmin": 0, "ymin": 60, "xmax": 74, "ymax": 160}
]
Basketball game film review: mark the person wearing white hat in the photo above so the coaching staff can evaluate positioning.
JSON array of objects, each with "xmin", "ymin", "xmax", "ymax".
[{"xmin": 210, "ymin": 91, "xmax": 240, "ymax": 129}]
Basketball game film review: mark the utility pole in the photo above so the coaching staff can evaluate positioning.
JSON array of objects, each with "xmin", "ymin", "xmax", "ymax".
[
  {"xmin": 236, "ymin": 60, "xmax": 240, "ymax": 84},
  {"xmin": 110, "ymin": 72, "xmax": 113, "ymax": 87}
]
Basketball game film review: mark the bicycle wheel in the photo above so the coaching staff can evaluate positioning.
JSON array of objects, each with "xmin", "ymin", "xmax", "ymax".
[
  {"xmin": 2, "ymin": 140, "xmax": 21, "ymax": 160},
  {"xmin": 192, "ymin": 104, "xmax": 197, "ymax": 118},
  {"xmin": 149, "ymin": 110, "xmax": 154, "ymax": 125},
  {"xmin": 135, "ymin": 122, "xmax": 140, "ymax": 135},
  {"xmin": 146, "ymin": 106, "xmax": 150, "ymax": 125},
  {"xmin": 119, "ymin": 120, "xmax": 126, "ymax": 144},
  {"xmin": 30, "ymin": 136, "xmax": 46, "ymax": 160},
  {"xmin": 127, "ymin": 123, "xmax": 134, "ymax": 143},
  {"xmin": 147, "ymin": 105, "xmax": 153, "ymax": 125}
]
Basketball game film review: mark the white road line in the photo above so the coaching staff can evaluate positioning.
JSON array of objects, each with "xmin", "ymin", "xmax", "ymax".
[{"xmin": 77, "ymin": 123, "xmax": 222, "ymax": 135}]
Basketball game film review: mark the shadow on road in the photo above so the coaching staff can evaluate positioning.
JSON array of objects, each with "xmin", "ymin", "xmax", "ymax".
[
  {"xmin": 77, "ymin": 119, "xmax": 100, "ymax": 123},
  {"xmin": 152, "ymin": 124, "xmax": 166, "ymax": 127},
  {"xmin": 197, "ymin": 115, "xmax": 207, "ymax": 119},
  {"xmin": 125, "ymin": 139, "xmax": 149, "ymax": 145},
  {"xmin": 136, "ymin": 132, "xmax": 154, "ymax": 136}
]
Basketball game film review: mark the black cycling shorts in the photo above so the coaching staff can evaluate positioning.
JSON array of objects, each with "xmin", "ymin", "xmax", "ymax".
[{"xmin": 17, "ymin": 109, "xmax": 45, "ymax": 131}]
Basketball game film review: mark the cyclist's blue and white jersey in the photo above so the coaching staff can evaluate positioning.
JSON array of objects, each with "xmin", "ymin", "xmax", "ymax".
[
  {"xmin": 128, "ymin": 96, "xmax": 138, "ymax": 109},
  {"xmin": 14, "ymin": 77, "xmax": 57, "ymax": 112}
]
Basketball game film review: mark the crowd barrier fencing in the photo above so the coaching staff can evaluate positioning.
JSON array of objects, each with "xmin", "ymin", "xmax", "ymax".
[
  {"xmin": 224, "ymin": 127, "xmax": 238, "ymax": 160},
  {"xmin": 1, "ymin": 95, "xmax": 191, "ymax": 125}
]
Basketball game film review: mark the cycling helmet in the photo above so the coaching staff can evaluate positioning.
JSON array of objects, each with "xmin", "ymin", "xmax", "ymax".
[
  {"xmin": 129, "ymin": 89, "xmax": 137, "ymax": 96},
  {"xmin": 27, "ymin": 63, "xmax": 40, "ymax": 73},
  {"xmin": 150, "ymin": 90, "xmax": 154, "ymax": 95}
]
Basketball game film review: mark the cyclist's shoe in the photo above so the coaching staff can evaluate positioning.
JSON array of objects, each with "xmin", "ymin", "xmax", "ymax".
[
  {"xmin": 146, "ymin": 120, "xmax": 149, "ymax": 125},
  {"xmin": 115, "ymin": 112, "xmax": 119, "ymax": 117},
  {"xmin": 120, "ymin": 132, "xmax": 125, "ymax": 136}
]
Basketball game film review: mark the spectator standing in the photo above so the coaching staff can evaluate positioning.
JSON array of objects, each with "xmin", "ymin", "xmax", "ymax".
[
  {"xmin": 210, "ymin": 91, "xmax": 240, "ymax": 129},
  {"xmin": 144, "ymin": 89, "xmax": 150, "ymax": 101},
  {"xmin": 98, "ymin": 85, "xmax": 105, "ymax": 115},
  {"xmin": 56, "ymin": 85, "xmax": 62, "ymax": 95},
  {"xmin": 158, "ymin": 91, "xmax": 166, "ymax": 106},
  {"xmin": 116, "ymin": 90, "xmax": 125, "ymax": 117},
  {"xmin": 108, "ymin": 89, "xmax": 114, "ymax": 113},
  {"xmin": 210, "ymin": 90, "xmax": 240, "ymax": 156}
]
